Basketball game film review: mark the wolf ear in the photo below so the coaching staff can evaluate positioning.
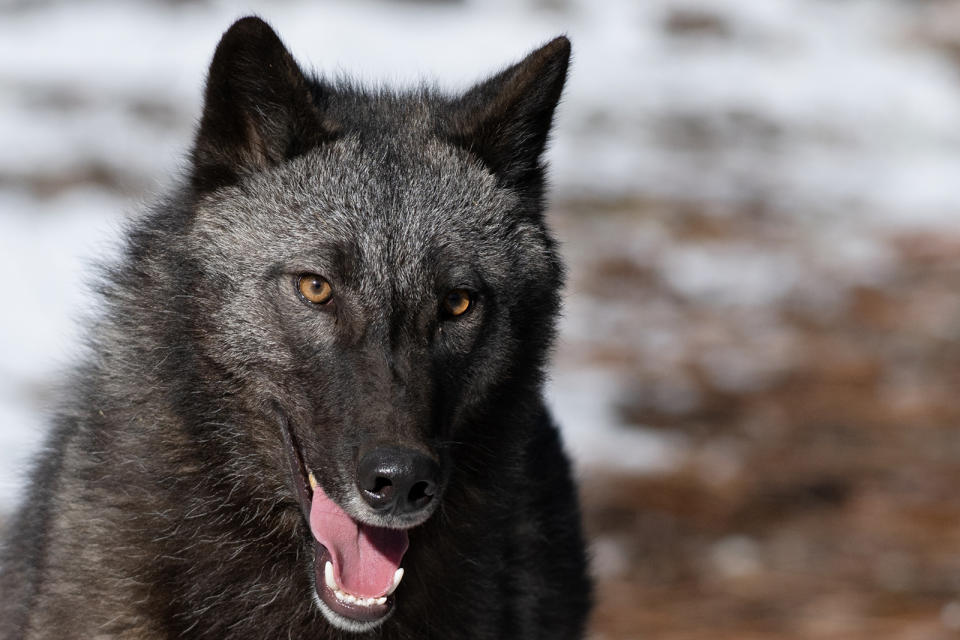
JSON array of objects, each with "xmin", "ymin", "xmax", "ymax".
[
  {"xmin": 191, "ymin": 17, "xmax": 332, "ymax": 193},
  {"xmin": 447, "ymin": 36, "xmax": 570, "ymax": 198}
]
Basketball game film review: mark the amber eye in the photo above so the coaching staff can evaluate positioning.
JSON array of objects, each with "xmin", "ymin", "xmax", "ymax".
[
  {"xmin": 443, "ymin": 289, "xmax": 472, "ymax": 317},
  {"xmin": 297, "ymin": 274, "xmax": 333, "ymax": 304}
]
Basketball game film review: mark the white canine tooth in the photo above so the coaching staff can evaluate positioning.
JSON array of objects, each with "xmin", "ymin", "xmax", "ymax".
[
  {"xmin": 376, "ymin": 596, "xmax": 387, "ymax": 605},
  {"xmin": 308, "ymin": 471, "xmax": 318, "ymax": 491},
  {"xmin": 386, "ymin": 567, "xmax": 404, "ymax": 595},
  {"xmin": 345, "ymin": 594, "xmax": 357, "ymax": 604},
  {"xmin": 324, "ymin": 561, "xmax": 336, "ymax": 590}
]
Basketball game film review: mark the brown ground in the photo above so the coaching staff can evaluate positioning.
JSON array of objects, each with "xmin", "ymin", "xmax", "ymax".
[{"xmin": 551, "ymin": 198, "xmax": 960, "ymax": 639}]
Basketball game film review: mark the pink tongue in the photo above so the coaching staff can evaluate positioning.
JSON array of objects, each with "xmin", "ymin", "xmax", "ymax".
[{"xmin": 309, "ymin": 483, "xmax": 409, "ymax": 598}]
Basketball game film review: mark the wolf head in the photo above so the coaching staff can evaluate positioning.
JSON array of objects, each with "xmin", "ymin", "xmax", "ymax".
[{"xmin": 163, "ymin": 17, "xmax": 569, "ymax": 632}]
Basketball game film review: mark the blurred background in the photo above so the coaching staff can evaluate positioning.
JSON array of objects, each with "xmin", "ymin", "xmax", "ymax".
[{"xmin": 3, "ymin": 0, "xmax": 960, "ymax": 637}]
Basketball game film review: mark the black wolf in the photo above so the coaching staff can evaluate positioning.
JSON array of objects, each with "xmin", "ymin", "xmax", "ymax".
[{"xmin": 0, "ymin": 17, "xmax": 590, "ymax": 639}]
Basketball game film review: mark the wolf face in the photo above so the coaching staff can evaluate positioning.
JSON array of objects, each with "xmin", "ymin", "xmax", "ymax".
[{"xmin": 174, "ymin": 17, "xmax": 570, "ymax": 632}]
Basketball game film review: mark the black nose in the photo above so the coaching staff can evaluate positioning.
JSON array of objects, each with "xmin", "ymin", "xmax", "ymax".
[{"xmin": 357, "ymin": 446, "xmax": 440, "ymax": 516}]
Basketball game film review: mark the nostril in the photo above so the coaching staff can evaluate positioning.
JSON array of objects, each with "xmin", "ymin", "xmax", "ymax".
[
  {"xmin": 407, "ymin": 480, "xmax": 434, "ymax": 506},
  {"xmin": 372, "ymin": 476, "xmax": 394, "ymax": 498}
]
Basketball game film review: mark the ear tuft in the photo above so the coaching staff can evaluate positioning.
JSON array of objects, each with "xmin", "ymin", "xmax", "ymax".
[
  {"xmin": 191, "ymin": 17, "xmax": 333, "ymax": 193},
  {"xmin": 446, "ymin": 36, "xmax": 571, "ymax": 199}
]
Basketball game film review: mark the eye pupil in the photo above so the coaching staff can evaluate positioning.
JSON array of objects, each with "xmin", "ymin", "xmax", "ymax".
[{"xmin": 298, "ymin": 274, "xmax": 332, "ymax": 304}]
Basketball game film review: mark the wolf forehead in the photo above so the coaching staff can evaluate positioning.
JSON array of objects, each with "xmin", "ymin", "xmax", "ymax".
[{"xmin": 192, "ymin": 133, "xmax": 553, "ymax": 283}]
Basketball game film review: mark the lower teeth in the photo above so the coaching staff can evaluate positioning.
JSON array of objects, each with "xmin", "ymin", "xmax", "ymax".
[
  {"xmin": 333, "ymin": 590, "xmax": 386, "ymax": 607},
  {"xmin": 324, "ymin": 561, "xmax": 388, "ymax": 607}
]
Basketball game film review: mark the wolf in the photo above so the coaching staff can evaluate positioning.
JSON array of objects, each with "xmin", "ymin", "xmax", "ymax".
[{"xmin": 0, "ymin": 16, "xmax": 591, "ymax": 639}]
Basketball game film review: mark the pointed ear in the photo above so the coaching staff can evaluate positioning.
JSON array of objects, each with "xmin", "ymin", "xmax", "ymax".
[
  {"xmin": 446, "ymin": 37, "xmax": 570, "ymax": 198},
  {"xmin": 191, "ymin": 17, "xmax": 333, "ymax": 193}
]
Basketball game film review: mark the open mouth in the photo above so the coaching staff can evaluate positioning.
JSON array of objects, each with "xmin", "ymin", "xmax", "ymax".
[
  {"xmin": 279, "ymin": 418, "xmax": 408, "ymax": 632},
  {"xmin": 308, "ymin": 470, "xmax": 408, "ymax": 629}
]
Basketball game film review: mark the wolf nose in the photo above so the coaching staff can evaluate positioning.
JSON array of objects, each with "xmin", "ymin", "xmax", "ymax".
[{"xmin": 357, "ymin": 447, "xmax": 440, "ymax": 515}]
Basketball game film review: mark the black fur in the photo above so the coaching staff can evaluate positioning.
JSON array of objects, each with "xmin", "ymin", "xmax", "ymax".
[{"xmin": 0, "ymin": 17, "xmax": 590, "ymax": 639}]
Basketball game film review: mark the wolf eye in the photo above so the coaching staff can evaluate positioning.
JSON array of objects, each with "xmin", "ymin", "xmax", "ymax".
[
  {"xmin": 297, "ymin": 274, "xmax": 333, "ymax": 304},
  {"xmin": 443, "ymin": 289, "xmax": 472, "ymax": 317}
]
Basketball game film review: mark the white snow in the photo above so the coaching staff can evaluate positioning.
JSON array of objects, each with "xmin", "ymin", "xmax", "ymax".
[
  {"xmin": 547, "ymin": 369, "xmax": 684, "ymax": 475},
  {"xmin": 0, "ymin": 191, "xmax": 122, "ymax": 508}
]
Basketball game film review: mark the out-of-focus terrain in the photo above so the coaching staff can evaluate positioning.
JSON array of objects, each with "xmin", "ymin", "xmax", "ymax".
[
  {"xmin": 3, "ymin": 1, "xmax": 960, "ymax": 638},
  {"xmin": 557, "ymin": 198, "xmax": 960, "ymax": 638}
]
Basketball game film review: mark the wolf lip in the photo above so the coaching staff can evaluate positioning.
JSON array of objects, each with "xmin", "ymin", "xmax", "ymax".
[{"xmin": 277, "ymin": 413, "xmax": 312, "ymax": 519}]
